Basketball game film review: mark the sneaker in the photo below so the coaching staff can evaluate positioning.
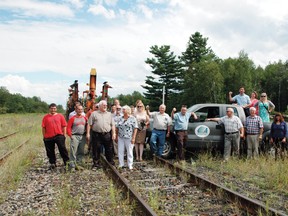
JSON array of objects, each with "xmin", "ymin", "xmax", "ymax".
[{"xmin": 49, "ymin": 164, "xmax": 56, "ymax": 170}]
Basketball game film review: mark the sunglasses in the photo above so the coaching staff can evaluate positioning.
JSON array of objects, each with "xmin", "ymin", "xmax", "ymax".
[
  {"xmin": 261, "ymin": 95, "xmax": 266, "ymax": 97},
  {"xmin": 137, "ymin": 106, "xmax": 143, "ymax": 108}
]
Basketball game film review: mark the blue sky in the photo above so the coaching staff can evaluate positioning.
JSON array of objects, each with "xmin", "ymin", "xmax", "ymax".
[{"xmin": 1, "ymin": 0, "xmax": 288, "ymax": 107}]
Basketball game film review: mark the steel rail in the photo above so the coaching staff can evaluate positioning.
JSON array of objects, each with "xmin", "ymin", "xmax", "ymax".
[
  {"xmin": 0, "ymin": 139, "xmax": 30, "ymax": 165},
  {"xmin": 0, "ymin": 131, "xmax": 18, "ymax": 141},
  {"xmin": 100, "ymin": 155, "xmax": 158, "ymax": 216},
  {"xmin": 155, "ymin": 156, "xmax": 286, "ymax": 216}
]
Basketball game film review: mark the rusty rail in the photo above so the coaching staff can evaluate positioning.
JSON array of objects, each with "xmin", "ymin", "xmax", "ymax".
[
  {"xmin": 155, "ymin": 156, "xmax": 286, "ymax": 216},
  {"xmin": 0, "ymin": 131, "xmax": 18, "ymax": 141},
  {"xmin": 100, "ymin": 155, "xmax": 158, "ymax": 216},
  {"xmin": 0, "ymin": 139, "xmax": 30, "ymax": 165}
]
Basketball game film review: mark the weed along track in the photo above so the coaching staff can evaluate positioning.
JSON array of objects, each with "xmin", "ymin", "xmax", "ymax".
[
  {"xmin": 1, "ymin": 147, "xmax": 287, "ymax": 215},
  {"xmin": 113, "ymin": 159, "xmax": 244, "ymax": 215},
  {"xmin": 104, "ymin": 155, "xmax": 287, "ymax": 216}
]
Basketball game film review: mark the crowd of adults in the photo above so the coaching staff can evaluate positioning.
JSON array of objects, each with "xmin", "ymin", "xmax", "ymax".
[{"xmin": 41, "ymin": 87, "xmax": 287, "ymax": 171}]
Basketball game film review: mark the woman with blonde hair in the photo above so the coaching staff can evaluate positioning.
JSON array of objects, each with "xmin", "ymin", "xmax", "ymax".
[
  {"xmin": 134, "ymin": 101, "xmax": 150, "ymax": 161},
  {"xmin": 254, "ymin": 92, "xmax": 275, "ymax": 122}
]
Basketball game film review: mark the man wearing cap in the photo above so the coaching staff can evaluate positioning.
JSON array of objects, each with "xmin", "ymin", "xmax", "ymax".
[
  {"xmin": 87, "ymin": 100, "xmax": 116, "ymax": 168},
  {"xmin": 244, "ymin": 107, "xmax": 263, "ymax": 159},
  {"xmin": 207, "ymin": 108, "xmax": 244, "ymax": 161}
]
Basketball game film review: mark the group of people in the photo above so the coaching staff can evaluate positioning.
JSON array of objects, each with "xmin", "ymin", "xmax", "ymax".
[
  {"xmin": 41, "ymin": 97, "xmax": 198, "ymax": 170},
  {"xmin": 207, "ymin": 87, "xmax": 287, "ymax": 161},
  {"xmin": 41, "ymin": 87, "xmax": 287, "ymax": 170},
  {"xmin": 40, "ymin": 100, "xmax": 141, "ymax": 170}
]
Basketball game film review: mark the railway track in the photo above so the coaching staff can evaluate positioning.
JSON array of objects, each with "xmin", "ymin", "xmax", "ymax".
[
  {"xmin": 101, "ymin": 154, "xmax": 286, "ymax": 216},
  {"xmin": 0, "ymin": 131, "xmax": 18, "ymax": 141},
  {"xmin": 1, "ymin": 143, "xmax": 287, "ymax": 215},
  {"xmin": 0, "ymin": 139, "xmax": 30, "ymax": 165}
]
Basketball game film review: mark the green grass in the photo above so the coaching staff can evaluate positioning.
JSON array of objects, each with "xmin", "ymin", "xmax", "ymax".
[
  {"xmin": 0, "ymin": 114, "xmax": 43, "ymax": 203},
  {"xmin": 193, "ymin": 153, "xmax": 288, "ymax": 212}
]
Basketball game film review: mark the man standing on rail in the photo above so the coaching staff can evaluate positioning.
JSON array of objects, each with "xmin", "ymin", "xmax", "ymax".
[
  {"xmin": 207, "ymin": 107, "xmax": 244, "ymax": 162},
  {"xmin": 42, "ymin": 103, "xmax": 69, "ymax": 170},
  {"xmin": 87, "ymin": 100, "xmax": 116, "ymax": 168},
  {"xmin": 171, "ymin": 105, "xmax": 197, "ymax": 162},
  {"xmin": 67, "ymin": 105, "xmax": 87, "ymax": 171},
  {"xmin": 146, "ymin": 104, "xmax": 172, "ymax": 157}
]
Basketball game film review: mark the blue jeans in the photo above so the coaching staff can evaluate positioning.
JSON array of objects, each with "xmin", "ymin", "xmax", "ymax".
[{"xmin": 150, "ymin": 129, "xmax": 166, "ymax": 156}]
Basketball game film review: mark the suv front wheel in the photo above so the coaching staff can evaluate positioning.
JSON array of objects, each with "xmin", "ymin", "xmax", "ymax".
[{"xmin": 161, "ymin": 137, "xmax": 175, "ymax": 159}]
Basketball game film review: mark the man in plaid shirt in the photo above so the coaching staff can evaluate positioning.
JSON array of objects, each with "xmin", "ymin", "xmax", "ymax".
[{"xmin": 244, "ymin": 107, "xmax": 263, "ymax": 159}]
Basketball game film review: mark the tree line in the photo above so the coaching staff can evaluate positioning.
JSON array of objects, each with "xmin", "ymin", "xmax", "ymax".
[
  {"xmin": 0, "ymin": 87, "xmax": 64, "ymax": 114},
  {"xmin": 142, "ymin": 31, "xmax": 288, "ymax": 112}
]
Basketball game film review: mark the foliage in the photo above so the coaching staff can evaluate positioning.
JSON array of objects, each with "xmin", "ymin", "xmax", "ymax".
[
  {"xmin": 142, "ymin": 31, "xmax": 288, "ymax": 112},
  {"xmin": 262, "ymin": 60, "xmax": 288, "ymax": 112},
  {"xmin": 0, "ymin": 86, "xmax": 49, "ymax": 113},
  {"xmin": 181, "ymin": 31, "xmax": 216, "ymax": 66},
  {"xmin": 142, "ymin": 45, "xmax": 184, "ymax": 111},
  {"xmin": 112, "ymin": 91, "xmax": 149, "ymax": 107}
]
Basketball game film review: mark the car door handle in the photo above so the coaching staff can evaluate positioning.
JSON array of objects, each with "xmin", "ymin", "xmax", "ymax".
[{"xmin": 216, "ymin": 125, "xmax": 222, "ymax": 129}]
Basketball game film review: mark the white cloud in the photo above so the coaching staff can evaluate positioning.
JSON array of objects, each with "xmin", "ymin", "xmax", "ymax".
[
  {"xmin": 64, "ymin": 0, "xmax": 85, "ymax": 9},
  {"xmin": 137, "ymin": 4, "xmax": 153, "ymax": 19},
  {"xmin": 1, "ymin": 0, "xmax": 288, "ymax": 106},
  {"xmin": 88, "ymin": 4, "xmax": 116, "ymax": 19},
  {"xmin": 0, "ymin": 0, "xmax": 74, "ymax": 18},
  {"xmin": 0, "ymin": 75, "xmax": 68, "ymax": 106}
]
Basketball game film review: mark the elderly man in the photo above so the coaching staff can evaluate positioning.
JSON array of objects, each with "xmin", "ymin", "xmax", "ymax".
[
  {"xmin": 87, "ymin": 100, "xmax": 116, "ymax": 168},
  {"xmin": 207, "ymin": 108, "xmax": 244, "ymax": 161},
  {"xmin": 68, "ymin": 101, "xmax": 85, "ymax": 119},
  {"xmin": 67, "ymin": 105, "xmax": 87, "ymax": 171},
  {"xmin": 244, "ymin": 107, "xmax": 263, "ymax": 159},
  {"xmin": 147, "ymin": 104, "xmax": 172, "ymax": 157},
  {"xmin": 171, "ymin": 105, "xmax": 197, "ymax": 161}
]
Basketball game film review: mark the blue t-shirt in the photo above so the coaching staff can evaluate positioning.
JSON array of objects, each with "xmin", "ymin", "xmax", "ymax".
[
  {"xmin": 270, "ymin": 122, "xmax": 287, "ymax": 139},
  {"xmin": 174, "ymin": 112, "xmax": 191, "ymax": 130},
  {"xmin": 232, "ymin": 94, "xmax": 251, "ymax": 106}
]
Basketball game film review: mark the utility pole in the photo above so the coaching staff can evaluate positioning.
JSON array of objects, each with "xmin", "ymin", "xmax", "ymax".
[{"xmin": 162, "ymin": 85, "xmax": 165, "ymax": 104}]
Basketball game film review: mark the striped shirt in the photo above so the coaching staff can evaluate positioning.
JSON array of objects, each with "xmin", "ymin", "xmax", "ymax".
[
  {"xmin": 245, "ymin": 115, "xmax": 263, "ymax": 134},
  {"xmin": 219, "ymin": 115, "xmax": 243, "ymax": 133}
]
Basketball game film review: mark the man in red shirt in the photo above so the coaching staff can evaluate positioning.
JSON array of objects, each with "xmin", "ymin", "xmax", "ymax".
[{"xmin": 42, "ymin": 103, "xmax": 69, "ymax": 169}]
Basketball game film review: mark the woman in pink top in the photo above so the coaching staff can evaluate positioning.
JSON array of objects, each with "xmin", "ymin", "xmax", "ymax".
[{"xmin": 250, "ymin": 91, "xmax": 259, "ymax": 115}]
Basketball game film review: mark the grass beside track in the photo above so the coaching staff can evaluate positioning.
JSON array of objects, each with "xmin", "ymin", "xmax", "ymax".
[
  {"xmin": 193, "ymin": 153, "xmax": 288, "ymax": 211},
  {"xmin": 0, "ymin": 113, "xmax": 44, "ymax": 203}
]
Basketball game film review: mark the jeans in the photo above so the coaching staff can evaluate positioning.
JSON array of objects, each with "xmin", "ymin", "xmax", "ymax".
[{"xmin": 150, "ymin": 129, "xmax": 166, "ymax": 156}]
